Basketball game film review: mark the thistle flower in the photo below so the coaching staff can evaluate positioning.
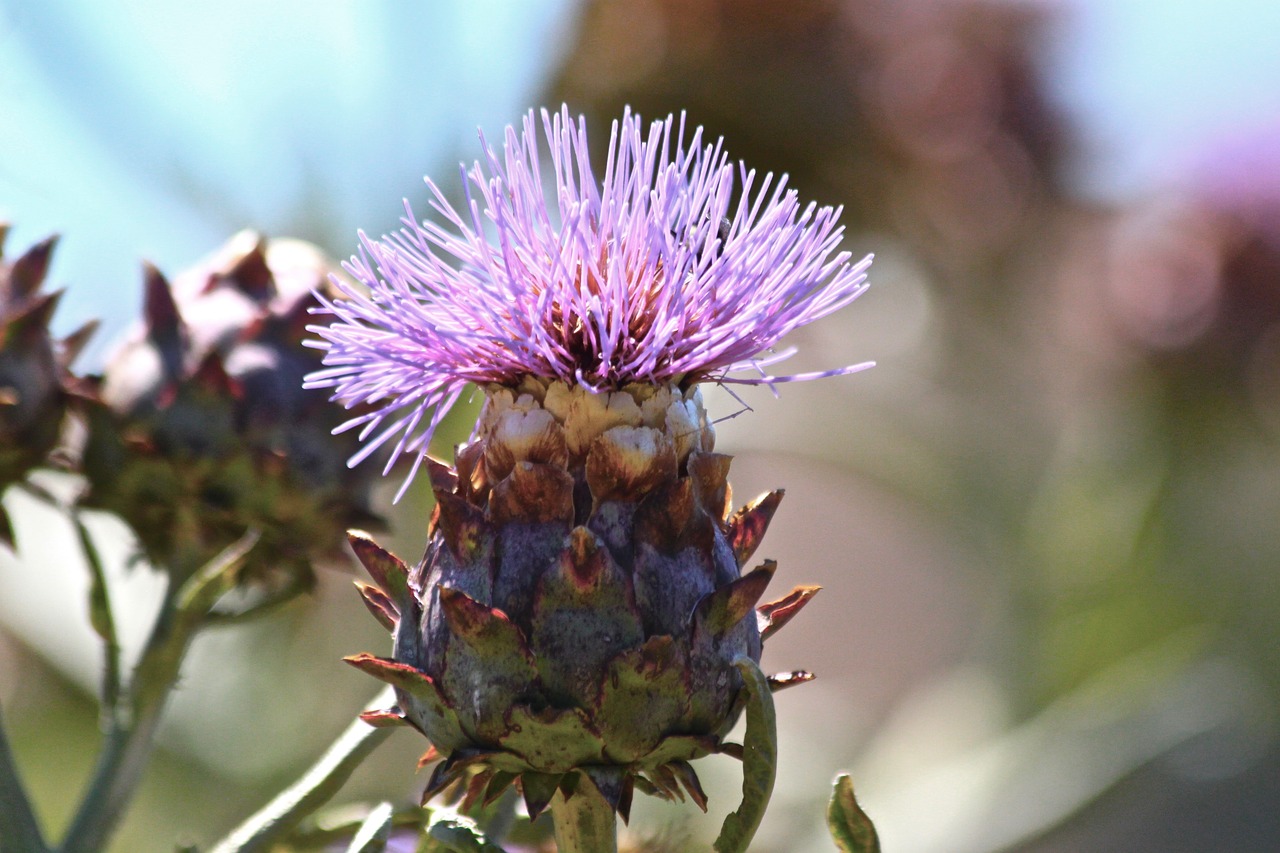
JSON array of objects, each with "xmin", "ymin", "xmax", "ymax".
[
  {"xmin": 307, "ymin": 106, "xmax": 871, "ymax": 496},
  {"xmin": 80, "ymin": 231, "xmax": 381, "ymax": 583},
  {"xmin": 311, "ymin": 107, "xmax": 871, "ymax": 821}
]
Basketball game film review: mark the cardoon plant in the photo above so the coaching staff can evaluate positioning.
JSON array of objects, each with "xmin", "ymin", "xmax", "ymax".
[
  {"xmin": 0, "ymin": 228, "xmax": 94, "ymax": 542},
  {"xmin": 307, "ymin": 106, "xmax": 876, "ymax": 852}
]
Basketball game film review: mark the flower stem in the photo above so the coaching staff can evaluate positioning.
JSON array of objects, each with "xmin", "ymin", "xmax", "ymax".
[
  {"xmin": 74, "ymin": 513, "xmax": 122, "ymax": 724},
  {"xmin": 57, "ymin": 531, "xmax": 259, "ymax": 853},
  {"xmin": 0, "ymin": 703, "xmax": 50, "ymax": 853},
  {"xmin": 548, "ymin": 783, "xmax": 618, "ymax": 853},
  {"xmin": 209, "ymin": 686, "xmax": 396, "ymax": 853}
]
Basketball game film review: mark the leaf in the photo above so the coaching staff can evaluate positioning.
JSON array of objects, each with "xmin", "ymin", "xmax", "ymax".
[
  {"xmin": 827, "ymin": 774, "xmax": 880, "ymax": 853},
  {"xmin": 712, "ymin": 657, "xmax": 777, "ymax": 853}
]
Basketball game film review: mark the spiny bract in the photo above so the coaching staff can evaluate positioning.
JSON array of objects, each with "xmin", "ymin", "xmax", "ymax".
[{"xmin": 0, "ymin": 226, "xmax": 94, "ymax": 545}]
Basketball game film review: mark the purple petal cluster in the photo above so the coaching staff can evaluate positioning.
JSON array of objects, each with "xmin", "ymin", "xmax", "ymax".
[{"xmin": 306, "ymin": 106, "xmax": 872, "ymax": 482}]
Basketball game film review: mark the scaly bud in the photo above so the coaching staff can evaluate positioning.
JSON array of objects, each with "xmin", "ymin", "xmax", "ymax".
[{"xmin": 312, "ymin": 106, "xmax": 873, "ymax": 819}]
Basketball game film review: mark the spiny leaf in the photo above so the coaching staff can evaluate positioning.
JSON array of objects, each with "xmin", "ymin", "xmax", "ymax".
[
  {"xmin": 686, "ymin": 450, "xmax": 732, "ymax": 518},
  {"xmin": 827, "ymin": 774, "xmax": 880, "ymax": 853},
  {"xmin": 344, "ymin": 654, "xmax": 469, "ymax": 753},
  {"xmin": 142, "ymin": 261, "xmax": 184, "ymax": 342}
]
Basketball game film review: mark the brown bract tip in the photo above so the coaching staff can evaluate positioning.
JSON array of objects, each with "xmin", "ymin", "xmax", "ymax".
[{"xmin": 728, "ymin": 489, "xmax": 785, "ymax": 567}]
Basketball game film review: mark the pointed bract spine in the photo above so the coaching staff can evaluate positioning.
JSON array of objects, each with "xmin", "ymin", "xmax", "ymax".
[{"xmin": 0, "ymin": 229, "xmax": 94, "ymax": 543}]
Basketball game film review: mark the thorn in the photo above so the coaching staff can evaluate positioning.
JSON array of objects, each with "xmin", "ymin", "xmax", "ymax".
[
  {"xmin": 694, "ymin": 561, "xmax": 777, "ymax": 637},
  {"xmin": 9, "ymin": 234, "xmax": 57, "ymax": 298},
  {"xmin": 767, "ymin": 670, "xmax": 816, "ymax": 692},
  {"xmin": 581, "ymin": 766, "xmax": 627, "ymax": 813},
  {"xmin": 355, "ymin": 580, "xmax": 399, "ymax": 631},
  {"xmin": 687, "ymin": 451, "xmax": 732, "ymax": 519},
  {"xmin": 727, "ymin": 489, "xmax": 784, "ymax": 567},
  {"xmin": 668, "ymin": 760, "xmax": 708, "ymax": 812},
  {"xmin": 648, "ymin": 764, "xmax": 684, "ymax": 802},
  {"xmin": 617, "ymin": 775, "xmax": 635, "ymax": 824},
  {"xmin": 757, "ymin": 585, "xmax": 820, "ymax": 641},
  {"xmin": 437, "ymin": 586, "xmax": 508, "ymax": 641},
  {"xmin": 417, "ymin": 744, "xmax": 441, "ymax": 769},
  {"xmin": 142, "ymin": 261, "xmax": 184, "ymax": 341},
  {"xmin": 7, "ymin": 291, "xmax": 61, "ymax": 342},
  {"xmin": 460, "ymin": 769, "xmax": 493, "ymax": 812},
  {"xmin": 346, "ymin": 530, "xmax": 412, "ymax": 608},
  {"xmin": 223, "ymin": 235, "xmax": 274, "ymax": 298},
  {"xmin": 565, "ymin": 526, "xmax": 606, "ymax": 588},
  {"xmin": 358, "ymin": 708, "xmax": 408, "ymax": 728},
  {"xmin": 519, "ymin": 771, "xmax": 563, "ymax": 821},
  {"xmin": 59, "ymin": 319, "xmax": 99, "ymax": 368},
  {"xmin": 426, "ymin": 456, "xmax": 459, "ymax": 494},
  {"xmin": 191, "ymin": 352, "xmax": 241, "ymax": 398},
  {"xmin": 484, "ymin": 770, "xmax": 518, "ymax": 806}
]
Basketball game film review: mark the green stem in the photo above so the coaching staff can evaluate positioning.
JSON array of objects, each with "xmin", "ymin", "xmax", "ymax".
[
  {"xmin": 209, "ymin": 686, "xmax": 396, "ymax": 853},
  {"xmin": 0, "ymin": 702, "xmax": 50, "ymax": 853},
  {"xmin": 73, "ymin": 514, "xmax": 122, "ymax": 724},
  {"xmin": 548, "ymin": 783, "xmax": 618, "ymax": 853},
  {"xmin": 58, "ymin": 532, "xmax": 258, "ymax": 853}
]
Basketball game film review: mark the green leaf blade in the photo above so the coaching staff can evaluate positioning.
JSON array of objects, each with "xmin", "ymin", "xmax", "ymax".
[
  {"xmin": 827, "ymin": 774, "xmax": 880, "ymax": 853},
  {"xmin": 712, "ymin": 656, "xmax": 777, "ymax": 853}
]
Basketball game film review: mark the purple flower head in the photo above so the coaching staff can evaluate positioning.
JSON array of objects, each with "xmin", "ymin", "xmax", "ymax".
[{"xmin": 306, "ymin": 105, "xmax": 872, "ymax": 494}]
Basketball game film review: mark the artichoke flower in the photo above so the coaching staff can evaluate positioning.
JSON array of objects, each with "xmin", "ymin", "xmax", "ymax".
[
  {"xmin": 81, "ymin": 231, "xmax": 381, "ymax": 584},
  {"xmin": 0, "ymin": 226, "xmax": 94, "ymax": 543},
  {"xmin": 309, "ymin": 107, "xmax": 872, "ymax": 821}
]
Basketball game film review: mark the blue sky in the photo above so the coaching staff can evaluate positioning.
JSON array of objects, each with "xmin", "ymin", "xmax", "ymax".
[{"xmin": 2, "ymin": 0, "xmax": 1278, "ymax": 358}]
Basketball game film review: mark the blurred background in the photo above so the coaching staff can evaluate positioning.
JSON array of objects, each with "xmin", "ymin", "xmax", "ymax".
[{"xmin": 2, "ymin": 0, "xmax": 1279, "ymax": 850}]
